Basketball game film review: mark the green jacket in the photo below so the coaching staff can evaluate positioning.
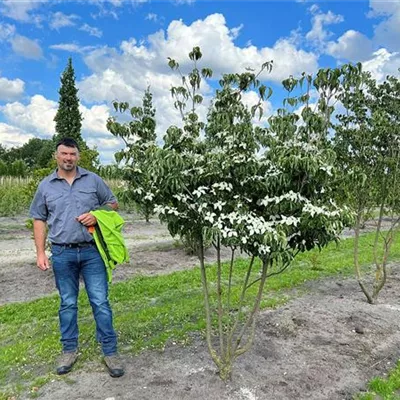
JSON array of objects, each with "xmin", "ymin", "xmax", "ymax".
[{"xmin": 90, "ymin": 209, "xmax": 130, "ymax": 283}]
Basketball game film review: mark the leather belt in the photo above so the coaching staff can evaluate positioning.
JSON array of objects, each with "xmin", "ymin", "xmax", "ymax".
[{"xmin": 51, "ymin": 242, "xmax": 95, "ymax": 248}]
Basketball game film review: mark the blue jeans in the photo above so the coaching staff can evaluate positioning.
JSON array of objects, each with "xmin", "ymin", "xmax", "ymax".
[{"xmin": 51, "ymin": 244, "xmax": 117, "ymax": 356}]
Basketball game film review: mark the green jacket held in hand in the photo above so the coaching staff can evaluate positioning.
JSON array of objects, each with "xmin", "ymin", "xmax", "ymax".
[{"xmin": 90, "ymin": 208, "xmax": 130, "ymax": 283}]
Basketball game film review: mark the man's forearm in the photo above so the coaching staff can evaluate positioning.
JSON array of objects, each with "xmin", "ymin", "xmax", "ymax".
[
  {"xmin": 33, "ymin": 219, "xmax": 48, "ymax": 254},
  {"xmin": 107, "ymin": 202, "xmax": 119, "ymax": 210}
]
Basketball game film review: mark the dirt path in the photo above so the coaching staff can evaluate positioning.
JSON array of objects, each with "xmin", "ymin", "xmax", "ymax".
[
  {"xmin": 2, "ymin": 213, "xmax": 400, "ymax": 399},
  {"xmin": 0, "ymin": 212, "xmax": 233, "ymax": 304}
]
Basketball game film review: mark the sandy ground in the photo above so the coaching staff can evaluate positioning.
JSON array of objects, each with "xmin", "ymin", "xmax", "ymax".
[
  {"xmin": 2, "ymin": 213, "xmax": 400, "ymax": 400},
  {"xmin": 0, "ymin": 212, "xmax": 233, "ymax": 305}
]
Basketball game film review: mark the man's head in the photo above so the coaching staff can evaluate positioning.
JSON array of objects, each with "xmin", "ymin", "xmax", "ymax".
[{"xmin": 55, "ymin": 138, "xmax": 80, "ymax": 172}]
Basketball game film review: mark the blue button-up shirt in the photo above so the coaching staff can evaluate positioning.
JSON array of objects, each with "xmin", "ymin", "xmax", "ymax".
[{"xmin": 30, "ymin": 167, "xmax": 117, "ymax": 244}]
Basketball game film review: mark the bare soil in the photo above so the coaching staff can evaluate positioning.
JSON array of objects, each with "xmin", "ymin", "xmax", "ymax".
[{"xmin": 2, "ymin": 213, "xmax": 400, "ymax": 400}]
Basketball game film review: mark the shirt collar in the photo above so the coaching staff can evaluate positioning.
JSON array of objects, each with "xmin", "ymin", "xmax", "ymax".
[{"xmin": 50, "ymin": 166, "xmax": 88, "ymax": 181}]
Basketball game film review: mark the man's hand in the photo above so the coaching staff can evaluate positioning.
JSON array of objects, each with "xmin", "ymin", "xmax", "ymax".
[
  {"xmin": 37, "ymin": 253, "xmax": 50, "ymax": 271},
  {"xmin": 33, "ymin": 219, "xmax": 50, "ymax": 271},
  {"xmin": 76, "ymin": 213, "xmax": 97, "ymax": 227}
]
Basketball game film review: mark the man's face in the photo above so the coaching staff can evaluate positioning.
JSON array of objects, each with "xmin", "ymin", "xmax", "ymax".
[{"xmin": 55, "ymin": 144, "xmax": 80, "ymax": 172}]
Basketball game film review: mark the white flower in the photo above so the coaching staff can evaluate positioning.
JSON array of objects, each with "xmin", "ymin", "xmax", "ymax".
[
  {"xmin": 144, "ymin": 193, "xmax": 154, "ymax": 201},
  {"xmin": 320, "ymin": 165, "xmax": 333, "ymax": 176},
  {"xmin": 167, "ymin": 207, "xmax": 179, "ymax": 216},
  {"xmin": 193, "ymin": 186, "xmax": 209, "ymax": 198},
  {"xmin": 213, "ymin": 201, "xmax": 226, "ymax": 211},
  {"xmin": 198, "ymin": 203, "xmax": 208, "ymax": 213},
  {"xmin": 204, "ymin": 212, "xmax": 216, "ymax": 223},
  {"xmin": 258, "ymin": 244, "xmax": 271, "ymax": 255}
]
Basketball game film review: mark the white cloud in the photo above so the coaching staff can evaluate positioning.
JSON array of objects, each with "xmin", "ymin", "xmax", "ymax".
[
  {"xmin": 362, "ymin": 48, "xmax": 400, "ymax": 82},
  {"xmin": 326, "ymin": 30, "xmax": 373, "ymax": 62},
  {"xmin": 368, "ymin": 0, "xmax": 399, "ymax": 18},
  {"xmin": 369, "ymin": 0, "xmax": 400, "ymax": 52},
  {"xmin": 0, "ymin": 75, "xmax": 25, "ymax": 101},
  {"xmin": 75, "ymin": 13, "xmax": 318, "ymax": 153},
  {"xmin": 0, "ymin": 94, "xmax": 122, "ymax": 163},
  {"xmin": 50, "ymin": 12, "xmax": 79, "ymax": 30},
  {"xmin": 0, "ymin": 0, "xmax": 42, "ymax": 24},
  {"xmin": 10, "ymin": 34, "xmax": 43, "ymax": 59},
  {"xmin": 79, "ymin": 23, "xmax": 103, "ymax": 38},
  {"xmin": 79, "ymin": 67, "xmax": 140, "ymax": 102},
  {"xmin": 0, "ymin": 22, "xmax": 15, "ymax": 40},
  {"xmin": 0, "ymin": 122, "xmax": 34, "ymax": 148},
  {"xmin": 306, "ymin": 5, "xmax": 343, "ymax": 47},
  {"xmin": 1, "ymin": 95, "xmax": 57, "ymax": 136},
  {"xmin": 49, "ymin": 43, "xmax": 97, "ymax": 54},
  {"xmin": 230, "ymin": 24, "xmax": 243, "ymax": 40},
  {"xmin": 80, "ymin": 104, "xmax": 110, "ymax": 134}
]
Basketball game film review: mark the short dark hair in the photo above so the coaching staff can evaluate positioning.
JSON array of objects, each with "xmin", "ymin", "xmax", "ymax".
[{"xmin": 56, "ymin": 137, "xmax": 80, "ymax": 151}]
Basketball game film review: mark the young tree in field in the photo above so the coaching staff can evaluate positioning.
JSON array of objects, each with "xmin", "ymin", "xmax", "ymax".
[
  {"xmin": 334, "ymin": 67, "xmax": 400, "ymax": 304},
  {"xmin": 53, "ymin": 57, "xmax": 99, "ymax": 171},
  {"xmin": 110, "ymin": 47, "xmax": 352, "ymax": 380},
  {"xmin": 107, "ymin": 87, "xmax": 157, "ymax": 221},
  {"xmin": 54, "ymin": 58, "xmax": 83, "ymax": 145}
]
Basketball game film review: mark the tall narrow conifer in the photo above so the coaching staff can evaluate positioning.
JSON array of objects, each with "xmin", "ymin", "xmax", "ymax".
[{"xmin": 54, "ymin": 58, "xmax": 83, "ymax": 145}]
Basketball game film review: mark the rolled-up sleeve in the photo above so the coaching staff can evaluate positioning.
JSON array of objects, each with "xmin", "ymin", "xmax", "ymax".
[
  {"xmin": 29, "ymin": 186, "xmax": 48, "ymax": 221},
  {"xmin": 96, "ymin": 176, "xmax": 117, "ymax": 206}
]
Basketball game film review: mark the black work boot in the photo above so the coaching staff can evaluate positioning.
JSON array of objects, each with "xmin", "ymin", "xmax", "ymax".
[
  {"xmin": 104, "ymin": 355, "xmax": 125, "ymax": 377},
  {"xmin": 56, "ymin": 351, "xmax": 78, "ymax": 375}
]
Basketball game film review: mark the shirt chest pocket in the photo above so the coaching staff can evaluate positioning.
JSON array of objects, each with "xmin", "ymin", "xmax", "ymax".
[
  {"xmin": 46, "ymin": 193, "xmax": 64, "ymax": 213},
  {"xmin": 76, "ymin": 188, "xmax": 99, "ymax": 211}
]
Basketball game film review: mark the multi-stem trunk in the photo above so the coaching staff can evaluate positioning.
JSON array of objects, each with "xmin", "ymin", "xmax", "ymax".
[
  {"xmin": 198, "ymin": 235, "xmax": 271, "ymax": 381},
  {"xmin": 354, "ymin": 204, "xmax": 373, "ymax": 303}
]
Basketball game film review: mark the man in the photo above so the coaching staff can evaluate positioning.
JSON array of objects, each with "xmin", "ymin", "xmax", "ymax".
[{"xmin": 30, "ymin": 137, "xmax": 124, "ymax": 378}]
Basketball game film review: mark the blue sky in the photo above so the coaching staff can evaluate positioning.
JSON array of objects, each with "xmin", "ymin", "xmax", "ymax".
[{"xmin": 0, "ymin": 0, "xmax": 399, "ymax": 164}]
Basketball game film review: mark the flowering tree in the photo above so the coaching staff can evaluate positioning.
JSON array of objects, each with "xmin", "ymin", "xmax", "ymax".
[
  {"xmin": 110, "ymin": 47, "xmax": 352, "ymax": 380},
  {"xmin": 334, "ymin": 66, "xmax": 400, "ymax": 303},
  {"xmin": 107, "ymin": 88, "xmax": 157, "ymax": 222}
]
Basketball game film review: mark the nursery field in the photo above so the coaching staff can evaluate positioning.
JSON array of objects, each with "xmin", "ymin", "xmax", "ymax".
[{"xmin": 1, "ymin": 213, "xmax": 400, "ymax": 400}]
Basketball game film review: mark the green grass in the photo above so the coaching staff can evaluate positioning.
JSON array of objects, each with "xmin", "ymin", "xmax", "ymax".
[
  {"xmin": 1, "ymin": 231, "xmax": 400, "ymax": 399},
  {"xmin": 355, "ymin": 361, "xmax": 400, "ymax": 400}
]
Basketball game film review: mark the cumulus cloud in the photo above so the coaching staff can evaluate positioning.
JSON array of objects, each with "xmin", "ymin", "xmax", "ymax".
[
  {"xmin": 306, "ymin": 5, "xmax": 343, "ymax": 47},
  {"xmin": 0, "ymin": 122, "xmax": 35, "ymax": 148},
  {"xmin": 74, "ymin": 13, "xmax": 318, "ymax": 155},
  {"xmin": 369, "ymin": 0, "xmax": 400, "ymax": 52},
  {"xmin": 80, "ymin": 104, "xmax": 110, "ymax": 134},
  {"xmin": 50, "ymin": 12, "xmax": 79, "ymax": 30},
  {"xmin": 0, "ymin": 94, "xmax": 122, "ymax": 163},
  {"xmin": 80, "ymin": 13, "xmax": 318, "ymax": 102},
  {"xmin": 79, "ymin": 23, "xmax": 103, "ymax": 38},
  {"xmin": 1, "ymin": 95, "xmax": 57, "ymax": 136},
  {"xmin": 326, "ymin": 30, "xmax": 373, "ymax": 62},
  {"xmin": 0, "ymin": 76, "xmax": 25, "ymax": 101},
  {"xmin": 10, "ymin": 34, "xmax": 43, "ymax": 59},
  {"xmin": 362, "ymin": 48, "xmax": 400, "ymax": 82}
]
